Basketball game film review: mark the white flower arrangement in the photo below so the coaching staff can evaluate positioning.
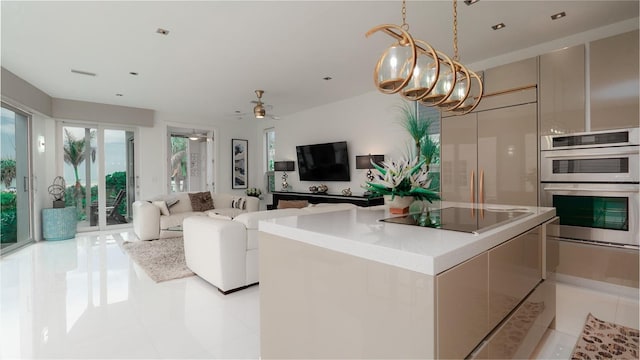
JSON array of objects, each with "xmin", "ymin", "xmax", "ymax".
[
  {"xmin": 245, "ymin": 187, "xmax": 262, "ymax": 198},
  {"xmin": 363, "ymin": 156, "xmax": 439, "ymax": 203}
]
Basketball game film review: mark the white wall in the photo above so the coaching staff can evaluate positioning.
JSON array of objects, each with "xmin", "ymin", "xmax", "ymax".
[{"xmin": 263, "ymin": 91, "xmax": 420, "ymax": 196}]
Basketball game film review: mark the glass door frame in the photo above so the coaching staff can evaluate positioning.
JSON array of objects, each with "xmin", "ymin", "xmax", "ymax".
[
  {"xmin": 57, "ymin": 120, "xmax": 138, "ymax": 231},
  {"xmin": 166, "ymin": 126, "xmax": 215, "ymax": 194},
  {"xmin": 0, "ymin": 102, "xmax": 34, "ymax": 255}
]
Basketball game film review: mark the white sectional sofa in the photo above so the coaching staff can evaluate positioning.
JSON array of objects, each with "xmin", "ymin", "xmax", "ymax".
[
  {"xmin": 183, "ymin": 203, "xmax": 356, "ymax": 294},
  {"xmin": 132, "ymin": 192, "xmax": 259, "ymax": 241}
]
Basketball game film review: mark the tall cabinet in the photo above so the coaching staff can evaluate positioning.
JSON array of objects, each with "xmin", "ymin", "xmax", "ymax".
[
  {"xmin": 590, "ymin": 30, "xmax": 639, "ymax": 131},
  {"xmin": 441, "ymin": 103, "xmax": 538, "ymax": 206},
  {"xmin": 441, "ymin": 57, "xmax": 538, "ymax": 207}
]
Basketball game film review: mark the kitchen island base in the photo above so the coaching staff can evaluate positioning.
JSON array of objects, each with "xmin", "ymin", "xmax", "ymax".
[
  {"xmin": 258, "ymin": 205, "xmax": 557, "ymax": 359},
  {"xmin": 259, "ymin": 232, "xmax": 436, "ymax": 359}
]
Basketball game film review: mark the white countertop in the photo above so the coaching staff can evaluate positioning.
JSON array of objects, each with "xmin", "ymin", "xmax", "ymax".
[{"xmin": 259, "ymin": 202, "xmax": 556, "ymax": 276}]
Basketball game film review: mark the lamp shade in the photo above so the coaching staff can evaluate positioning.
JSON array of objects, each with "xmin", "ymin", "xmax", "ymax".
[
  {"xmin": 274, "ymin": 161, "xmax": 295, "ymax": 172},
  {"xmin": 355, "ymin": 155, "xmax": 384, "ymax": 169}
]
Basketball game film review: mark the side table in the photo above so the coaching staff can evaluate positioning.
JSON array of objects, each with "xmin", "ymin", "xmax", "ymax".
[{"xmin": 42, "ymin": 206, "xmax": 77, "ymax": 241}]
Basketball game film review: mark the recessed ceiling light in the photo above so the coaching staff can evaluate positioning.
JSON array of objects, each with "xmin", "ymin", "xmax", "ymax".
[
  {"xmin": 491, "ymin": 23, "xmax": 506, "ymax": 30},
  {"xmin": 551, "ymin": 11, "xmax": 566, "ymax": 20},
  {"xmin": 71, "ymin": 69, "xmax": 96, "ymax": 76},
  {"xmin": 116, "ymin": 93, "xmax": 123, "ymax": 97},
  {"xmin": 156, "ymin": 28, "xmax": 170, "ymax": 35},
  {"xmin": 464, "ymin": 0, "xmax": 479, "ymax": 5},
  {"xmin": 129, "ymin": 72, "xmax": 139, "ymax": 76},
  {"xmin": 323, "ymin": 76, "xmax": 333, "ymax": 81}
]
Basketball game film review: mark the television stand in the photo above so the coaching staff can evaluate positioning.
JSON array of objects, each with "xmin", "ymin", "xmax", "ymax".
[{"xmin": 271, "ymin": 191, "xmax": 383, "ymax": 208}]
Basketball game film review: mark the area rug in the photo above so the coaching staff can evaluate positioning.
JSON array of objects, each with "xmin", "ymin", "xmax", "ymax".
[
  {"xmin": 122, "ymin": 236, "xmax": 195, "ymax": 283},
  {"xmin": 571, "ymin": 313, "xmax": 639, "ymax": 360}
]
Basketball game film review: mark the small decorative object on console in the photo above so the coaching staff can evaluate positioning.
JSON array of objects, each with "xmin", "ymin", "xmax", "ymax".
[
  {"xmin": 317, "ymin": 184, "xmax": 328, "ymax": 194},
  {"xmin": 48, "ymin": 176, "xmax": 66, "ymax": 208},
  {"xmin": 341, "ymin": 188, "xmax": 352, "ymax": 196},
  {"xmin": 246, "ymin": 187, "xmax": 262, "ymax": 198},
  {"xmin": 308, "ymin": 186, "xmax": 318, "ymax": 193}
]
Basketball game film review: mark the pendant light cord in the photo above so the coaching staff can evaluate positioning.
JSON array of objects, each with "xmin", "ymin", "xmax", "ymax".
[
  {"xmin": 453, "ymin": 0, "xmax": 459, "ymax": 61},
  {"xmin": 401, "ymin": 0, "xmax": 409, "ymax": 30}
]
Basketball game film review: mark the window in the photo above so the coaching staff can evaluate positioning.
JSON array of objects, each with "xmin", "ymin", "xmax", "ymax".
[{"xmin": 265, "ymin": 128, "xmax": 275, "ymax": 192}]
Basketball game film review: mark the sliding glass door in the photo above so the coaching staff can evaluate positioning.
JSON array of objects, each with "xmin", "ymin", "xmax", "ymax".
[
  {"xmin": 61, "ymin": 124, "xmax": 135, "ymax": 230},
  {"xmin": 1, "ymin": 104, "xmax": 32, "ymax": 254}
]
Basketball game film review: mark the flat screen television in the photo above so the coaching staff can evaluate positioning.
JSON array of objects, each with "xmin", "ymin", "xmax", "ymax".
[{"xmin": 296, "ymin": 141, "xmax": 350, "ymax": 181}]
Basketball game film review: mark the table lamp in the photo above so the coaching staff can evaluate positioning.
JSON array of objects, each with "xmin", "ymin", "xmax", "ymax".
[
  {"xmin": 356, "ymin": 154, "xmax": 384, "ymax": 182},
  {"xmin": 274, "ymin": 161, "xmax": 295, "ymax": 191}
]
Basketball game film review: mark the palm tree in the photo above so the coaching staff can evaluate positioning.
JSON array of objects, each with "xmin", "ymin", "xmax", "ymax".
[
  {"xmin": 397, "ymin": 101, "xmax": 435, "ymax": 165},
  {"xmin": 170, "ymin": 136, "xmax": 187, "ymax": 191},
  {"xmin": 397, "ymin": 101, "xmax": 434, "ymax": 161},
  {"xmin": 63, "ymin": 129, "xmax": 95, "ymax": 211},
  {"xmin": 0, "ymin": 159, "xmax": 16, "ymax": 189}
]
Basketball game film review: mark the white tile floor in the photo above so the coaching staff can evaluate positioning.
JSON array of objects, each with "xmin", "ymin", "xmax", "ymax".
[{"xmin": 1, "ymin": 228, "xmax": 638, "ymax": 359}]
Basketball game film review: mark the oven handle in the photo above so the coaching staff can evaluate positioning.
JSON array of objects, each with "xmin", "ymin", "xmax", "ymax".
[
  {"xmin": 542, "ymin": 149, "xmax": 639, "ymax": 158},
  {"xmin": 543, "ymin": 186, "xmax": 638, "ymax": 194}
]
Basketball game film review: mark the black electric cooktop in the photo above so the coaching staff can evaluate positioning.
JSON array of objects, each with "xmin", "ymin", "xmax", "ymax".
[{"xmin": 380, "ymin": 206, "xmax": 531, "ymax": 234}]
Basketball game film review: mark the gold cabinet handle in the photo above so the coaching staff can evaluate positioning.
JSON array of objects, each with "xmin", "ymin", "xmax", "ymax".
[
  {"xmin": 479, "ymin": 170, "xmax": 484, "ymax": 205},
  {"xmin": 470, "ymin": 170, "xmax": 475, "ymax": 204}
]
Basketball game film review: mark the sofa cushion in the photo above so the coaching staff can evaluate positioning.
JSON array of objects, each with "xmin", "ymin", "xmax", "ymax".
[
  {"xmin": 277, "ymin": 200, "xmax": 309, "ymax": 209},
  {"xmin": 160, "ymin": 211, "xmax": 206, "ymax": 229},
  {"xmin": 166, "ymin": 199, "xmax": 180, "ymax": 213},
  {"xmin": 163, "ymin": 193, "xmax": 192, "ymax": 214},
  {"xmin": 234, "ymin": 208, "xmax": 302, "ymax": 230},
  {"xmin": 189, "ymin": 191, "xmax": 214, "ymax": 211},
  {"xmin": 231, "ymin": 197, "xmax": 246, "ymax": 210},
  {"xmin": 152, "ymin": 200, "xmax": 170, "ymax": 216}
]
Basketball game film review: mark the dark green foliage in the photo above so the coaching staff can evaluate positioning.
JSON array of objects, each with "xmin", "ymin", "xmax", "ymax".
[{"xmin": 1, "ymin": 192, "xmax": 17, "ymax": 243}]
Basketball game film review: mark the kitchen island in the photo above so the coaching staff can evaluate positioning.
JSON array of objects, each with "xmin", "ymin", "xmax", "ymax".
[{"xmin": 258, "ymin": 202, "xmax": 557, "ymax": 359}]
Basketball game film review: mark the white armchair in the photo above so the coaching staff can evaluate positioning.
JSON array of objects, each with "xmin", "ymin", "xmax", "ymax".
[{"xmin": 183, "ymin": 216, "xmax": 256, "ymax": 294}]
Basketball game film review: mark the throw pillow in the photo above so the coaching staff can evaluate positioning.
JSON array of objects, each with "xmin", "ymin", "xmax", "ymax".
[
  {"xmin": 189, "ymin": 191, "xmax": 214, "ymax": 212},
  {"xmin": 231, "ymin": 197, "xmax": 246, "ymax": 210},
  {"xmin": 277, "ymin": 200, "xmax": 309, "ymax": 209},
  {"xmin": 166, "ymin": 199, "xmax": 180, "ymax": 214},
  {"xmin": 152, "ymin": 200, "xmax": 170, "ymax": 216}
]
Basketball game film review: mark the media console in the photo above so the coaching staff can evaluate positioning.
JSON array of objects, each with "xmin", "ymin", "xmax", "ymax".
[{"xmin": 271, "ymin": 191, "xmax": 383, "ymax": 208}]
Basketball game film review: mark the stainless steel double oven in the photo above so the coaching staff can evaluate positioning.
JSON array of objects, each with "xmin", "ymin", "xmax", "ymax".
[{"xmin": 541, "ymin": 128, "xmax": 639, "ymax": 248}]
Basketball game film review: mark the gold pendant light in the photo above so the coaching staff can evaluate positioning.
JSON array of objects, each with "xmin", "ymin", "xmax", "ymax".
[{"xmin": 366, "ymin": 0, "xmax": 483, "ymax": 115}]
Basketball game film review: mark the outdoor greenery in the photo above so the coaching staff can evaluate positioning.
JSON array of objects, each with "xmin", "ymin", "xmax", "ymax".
[
  {"xmin": 61, "ymin": 130, "xmax": 126, "ymax": 221},
  {"xmin": 1, "ymin": 158, "xmax": 16, "ymax": 189},
  {"xmin": 1, "ymin": 159, "xmax": 17, "ymax": 244},
  {"xmin": 63, "ymin": 129, "xmax": 96, "ymax": 217},
  {"xmin": 170, "ymin": 136, "xmax": 187, "ymax": 191},
  {"xmin": 1, "ymin": 191, "xmax": 17, "ymax": 243}
]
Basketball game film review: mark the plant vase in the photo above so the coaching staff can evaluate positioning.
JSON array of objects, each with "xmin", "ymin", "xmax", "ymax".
[{"xmin": 384, "ymin": 195, "xmax": 413, "ymax": 214}]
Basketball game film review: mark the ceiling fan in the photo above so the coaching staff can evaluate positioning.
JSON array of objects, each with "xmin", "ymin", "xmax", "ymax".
[
  {"xmin": 251, "ymin": 90, "xmax": 280, "ymax": 120},
  {"xmin": 187, "ymin": 129, "xmax": 208, "ymax": 141}
]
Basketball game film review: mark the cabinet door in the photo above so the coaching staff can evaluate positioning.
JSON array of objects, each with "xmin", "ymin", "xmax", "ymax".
[
  {"xmin": 477, "ymin": 103, "xmax": 538, "ymax": 206},
  {"xmin": 476, "ymin": 57, "xmax": 538, "ymax": 111},
  {"xmin": 437, "ymin": 253, "xmax": 488, "ymax": 359},
  {"xmin": 540, "ymin": 45, "xmax": 586, "ymax": 135},
  {"xmin": 590, "ymin": 30, "xmax": 639, "ymax": 130},
  {"xmin": 441, "ymin": 112, "xmax": 477, "ymax": 203},
  {"xmin": 488, "ymin": 226, "xmax": 542, "ymax": 329}
]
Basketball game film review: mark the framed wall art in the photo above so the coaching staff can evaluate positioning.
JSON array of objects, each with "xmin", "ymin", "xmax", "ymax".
[{"xmin": 232, "ymin": 139, "xmax": 248, "ymax": 189}]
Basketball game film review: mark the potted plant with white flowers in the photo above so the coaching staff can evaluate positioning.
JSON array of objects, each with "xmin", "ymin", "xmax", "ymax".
[{"xmin": 363, "ymin": 156, "xmax": 439, "ymax": 214}]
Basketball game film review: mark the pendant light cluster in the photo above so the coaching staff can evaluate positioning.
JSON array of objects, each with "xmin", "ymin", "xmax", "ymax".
[{"xmin": 366, "ymin": 0, "xmax": 483, "ymax": 115}]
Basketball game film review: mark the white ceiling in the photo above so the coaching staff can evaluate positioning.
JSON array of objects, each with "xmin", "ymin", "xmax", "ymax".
[{"xmin": 2, "ymin": 1, "xmax": 638, "ymax": 121}]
